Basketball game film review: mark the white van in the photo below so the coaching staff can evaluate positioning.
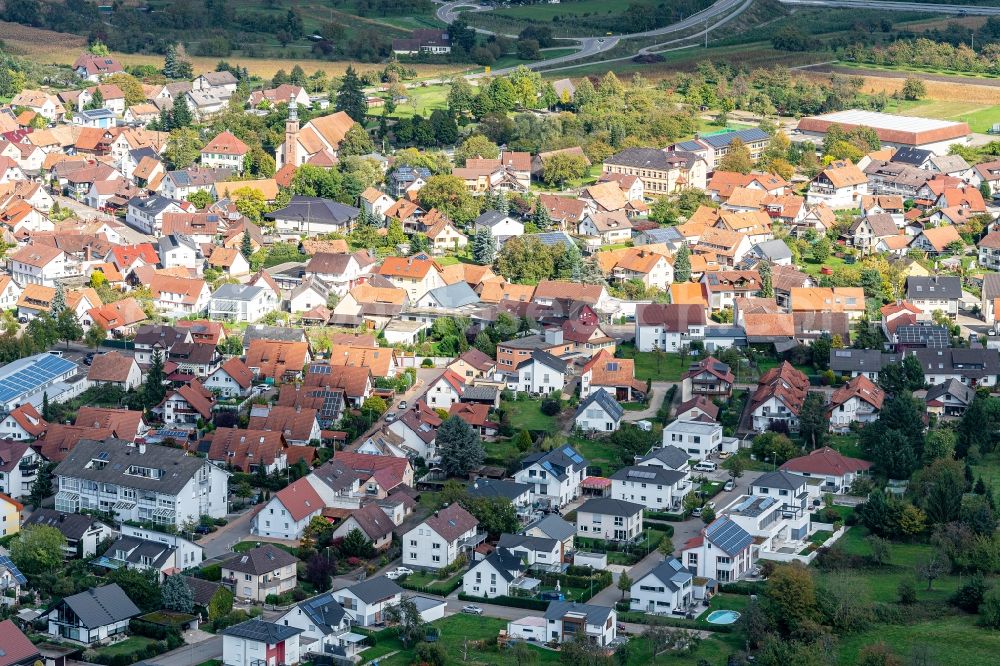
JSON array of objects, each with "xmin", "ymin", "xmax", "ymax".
[{"xmin": 693, "ymin": 461, "xmax": 718, "ymax": 473}]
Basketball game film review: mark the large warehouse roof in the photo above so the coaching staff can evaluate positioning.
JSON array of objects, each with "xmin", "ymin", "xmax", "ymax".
[{"xmin": 796, "ymin": 109, "xmax": 969, "ymax": 147}]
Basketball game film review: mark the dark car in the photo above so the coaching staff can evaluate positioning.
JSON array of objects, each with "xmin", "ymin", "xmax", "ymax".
[
  {"xmin": 194, "ymin": 525, "xmax": 213, "ymax": 534},
  {"xmin": 538, "ymin": 591, "xmax": 565, "ymax": 601}
]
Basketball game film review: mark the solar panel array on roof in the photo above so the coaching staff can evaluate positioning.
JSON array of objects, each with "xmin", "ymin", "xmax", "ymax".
[
  {"xmin": 897, "ymin": 325, "xmax": 949, "ymax": 348},
  {"xmin": 705, "ymin": 517, "xmax": 753, "ymax": 556},
  {"xmin": 308, "ymin": 363, "xmax": 331, "ymax": 375},
  {"xmin": 563, "ymin": 447, "xmax": 584, "ymax": 465},
  {"xmin": 0, "ymin": 354, "xmax": 77, "ymax": 404},
  {"xmin": 627, "ymin": 470, "xmax": 656, "ymax": 480},
  {"xmin": 0, "ymin": 555, "xmax": 26, "ymax": 584}
]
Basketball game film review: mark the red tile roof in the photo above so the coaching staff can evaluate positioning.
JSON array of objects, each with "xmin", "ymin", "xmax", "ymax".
[
  {"xmin": 274, "ymin": 476, "xmax": 323, "ymax": 521},
  {"xmin": 780, "ymin": 446, "xmax": 872, "ymax": 477}
]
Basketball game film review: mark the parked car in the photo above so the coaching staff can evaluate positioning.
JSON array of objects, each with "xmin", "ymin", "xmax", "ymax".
[
  {"xmin": 385, "ymin": 412, "xmax": 397, "ymax": 423},
  {"xmin": 461, "ymin": 605, "xmax": 484, "ymax": 615},
  {"xmin": 385, "ymin": 567, "xmax": 414, "ymax": 580},
  {"xmin": 538, "ymin": 591, "xmax": 565, "ymax": 601},
  {"xmin": 398, "ymin": 400, "xmax": 408, "ymax": 410},
  {"xmin": 724, "ymin": 479, "xmax": 735, "ymax": 492},
  {"xmin": 194, "ymin": 525, "xmax": 213, "ymax": 534}
]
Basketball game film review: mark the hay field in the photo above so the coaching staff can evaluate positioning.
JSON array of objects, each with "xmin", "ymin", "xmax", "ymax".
[{"xmin": 0, "ymin": 20, "xmax": 462, "ymax": 80}]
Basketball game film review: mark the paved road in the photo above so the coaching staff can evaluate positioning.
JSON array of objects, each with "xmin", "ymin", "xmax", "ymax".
[
  {"xmin": 779, "ymin": 0, "xmax": 1000, "ymax": 15},
  {"xmin": 434, "ymin": 0, "xmax": 753, "ymax": 76},
  {"xmin": 198, "ymin": 508, "xmax": 257, "ymax": 558}
]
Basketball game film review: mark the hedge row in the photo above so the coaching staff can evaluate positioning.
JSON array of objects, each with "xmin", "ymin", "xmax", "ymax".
[
  {"xmin": 536, "ymin": 570, "xmax": 612, "ymax": 592},
  {"xmin": 720, "ymin": 581, "xmax": 765, "ymax": 595},
  {"xmin": 458, "ymin": 592, "xmax": 548, "ymax": 611},
  {"xmin": 645, "ymin": 511, "xmax": 685, "ymax": 522}
]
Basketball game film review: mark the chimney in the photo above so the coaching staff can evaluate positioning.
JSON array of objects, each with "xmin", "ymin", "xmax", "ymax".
[
  {"xmin": 544, "ymin": 328, "xmax": 564, "ymax": 346},
  {"xmin": 138, "ymin": 442, "xmax": 146, "ymax": 454}
]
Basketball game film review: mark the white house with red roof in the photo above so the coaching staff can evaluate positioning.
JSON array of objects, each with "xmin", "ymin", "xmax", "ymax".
[
  {"xmin": 162, "ymin": 381, "xmax": 216, "ymax": 426},
  {"xmin": 205, "ymin": 357, "xmax": 254, "ymax": 398},
  {"xmin": 424, "ymin": 369, "xmax": 465, "ymax": 410},
  {"xmin": 0, "ymin": 403, "xmax": 47, "ymax": 442},
  {"xmin": 827, "ymin": 375, "xmax": 884, "ymax": 433},
  {"xmin": 201, "ymin": 131, "xmax": 249, "ymax": 171},
  {"xmin": 8, "ymin": 244, "xmax": 69, "ymax": 287},
  {"xmin": 779, "ymin": 446, "xmax": 872, "ymax": 494}
]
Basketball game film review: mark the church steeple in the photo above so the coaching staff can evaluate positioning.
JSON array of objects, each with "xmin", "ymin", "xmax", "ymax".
[{"xmin": 283, "ymin": 94, "xmax": 299, "ymax": 168}]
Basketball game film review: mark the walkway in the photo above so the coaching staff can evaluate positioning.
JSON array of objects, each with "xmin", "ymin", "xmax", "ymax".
[{"xmin": 623, "ymin": 381, "xmax": 676, "ymax": 422}]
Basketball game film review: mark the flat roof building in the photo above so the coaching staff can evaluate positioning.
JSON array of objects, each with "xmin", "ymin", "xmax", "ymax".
[{"xmin": 796, "ymin": 109, "xmax": 970, "ymax": 155}]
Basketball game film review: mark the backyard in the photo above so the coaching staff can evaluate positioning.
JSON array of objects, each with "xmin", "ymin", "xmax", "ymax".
[
  {"xmin": 359, "ymin": 615, "xmax": 560, "ymax": 666},
  {"xmin": 617, "ymin": 343, "xmax": 688, "ymax": 382},
  {"xmin": 398, "ymin": 569, "xmax": 464, "ymax": 595},
  {"xmin": 504, "ymin": 400, "xmax": 557, "ymax": 432}
]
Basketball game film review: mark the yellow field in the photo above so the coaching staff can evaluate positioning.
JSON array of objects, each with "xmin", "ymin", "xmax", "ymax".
[
  {"xmin": 0, "ymin": 20, "xmax": 462, "ymax": 80},
  {"xmin": 800, "ymin": 71, "xmax": 1000, "ymax": 105}
]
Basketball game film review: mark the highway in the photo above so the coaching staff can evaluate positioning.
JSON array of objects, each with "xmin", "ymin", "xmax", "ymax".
[
  {"xmin": 434, "ymin": 0, "xmax": 753, "ymax": 76},
  {"xmin": 778, "ymin": 0, "xmax": 1000, "ymax": 15}
]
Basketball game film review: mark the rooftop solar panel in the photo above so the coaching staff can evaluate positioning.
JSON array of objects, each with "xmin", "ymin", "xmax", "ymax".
[
  {"xmin": 0, "ymin": 354, "xmax": 77, "ymax": 404},
  {"xmin": 0, "ymin": 555, "xmax": 26, "ymax": 585}
]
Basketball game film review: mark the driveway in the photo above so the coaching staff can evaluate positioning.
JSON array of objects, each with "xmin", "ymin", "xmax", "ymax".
[
  {"xmin": 623, "ymin": 381, "xmax": 675, "ymax": 422},
  {"xmin": 150, "ymin": 636, "xmax": 222, "ymax": 666}
]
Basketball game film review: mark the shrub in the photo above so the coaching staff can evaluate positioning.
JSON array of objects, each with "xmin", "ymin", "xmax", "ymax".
[
  {"xmin": 897, "ymin": 579, "xmax": 917, "ymax": 605},
  {"xmin": 540, "ymin": 397, "xmax": 561, "ymax": 416},
  {"xmin": 421, "ymin": 358, "xmax": 434, "ymax": 367}
]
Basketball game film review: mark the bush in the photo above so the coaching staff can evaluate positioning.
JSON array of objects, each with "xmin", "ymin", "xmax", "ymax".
[
  {"xmin": 421, "ymin": 358, "xmax": 434, "ymax": 367},
  {"xmin": 196, "ymin": 563, "xmax": 221, "ymax": 581},
  {"xmin": 540, "ymin": 397, "xmax": 561, "ymax": 416},
  {"xmin": 897, "ymin": 579, "xmax": 917, "ymax": 605}
]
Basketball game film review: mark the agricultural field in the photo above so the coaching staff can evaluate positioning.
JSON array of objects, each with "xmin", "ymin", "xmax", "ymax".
[{"xmin": 881, "ymin": 99, "xmax": 1000, "ymax": 134}]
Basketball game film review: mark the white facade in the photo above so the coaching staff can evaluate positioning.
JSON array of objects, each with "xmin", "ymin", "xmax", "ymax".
[
  {"xmin": 209, "ymin": 286, "xmax": 280, "ymax": 323},
  {"xmin": 513, "ymin": 456, "xmax": 585, "ymax": 507},
  {"xmin": 402, "ymin": 518, "xmax": 479, "ymax": 571},
  {"xmin": 9, "ymin": 250, "xmax": 68, "ymax": 287},
  {"xmin": 119, "ymin": 524, "xmax": 205, "ymax": 571},
  {"xmin": 222, "ymin": 629, "xmax": 300, "ymax": 666},
  {"xmin": 575, "ymin": 503, "xmax": 643, "ymax": 542},
  {"xmin": 635, "ymin": 320, "xmax": 706, "ymax": 353},
  {"xmin": 661, "ymin": 419, "xmax": 724, "ymax": 461},
  {"xmin": 512, "ymin": 357, "xmax": 566, "ymax": 395}
]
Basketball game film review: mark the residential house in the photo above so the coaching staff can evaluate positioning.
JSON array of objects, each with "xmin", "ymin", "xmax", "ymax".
[
  {"xmin": 275, "ymin": 593, "xmax": 352, "ymax": 661},
  {"xmin": 541, "ymin": 601, "xmax": 618, "ymax": 647},
  {"xmin": 462, "ymin": 549, "xmax": 528, "ymax": 598},
  {"xmin": 54, "ymin": 438, "xmax": 229, "ymax": 528},
  {"xmin": 906, "ymin": 276, "xmax": 961, "ymax": 318},
  {"xmin": 828, "ymin": 375, "xmax": 884, "ymax": 433},
  {"xmin": 700, "ymin": 270, "xmax": 761, "ymax": 310},
  {"xmin": 221, "ymin": 544, "xmax": 299, "ymax": 603},
  {"xmin": 806, "ymin": 160, "xmax": 868, "ymax": 208},
  {"xmin": 634, "ymin": 303, "xmax": 708, "ymax": 352},
  {"xmin": 610, "ymin": 464, "xmax": 687, "ymax": 512},
  {"xmin": 602, "ymin": 147, "xmax": 707, "ymax": 195},
  {"xmin": 474, "ymin": 210, "xmax": 524, "ymax": 245},
  {"xmin": 304, "ymin": 251, "xmax": 377, "ymax": 297},
  {"xmin": 330, "ymin": 503, "xmax": 396, "ymax": 551},
  {"xmin": 248, "ymin": 405, "xmax": 321, "ymax": 447},
  {"xmin": 266, "ymin": 196, "xmax": 360, "ymax": 238},
  {"xmin": 205, "ymin": 358, "xmax": 255, "ymax": 398},
  {"xmin": 721, "ymin": 486, "xmax": 812, "ymax": 561},
  {"xmin": 681, "ymin": 356, "xmax": 734, "ymax": 400},
  {"xmin": 86, "ymin": 351, "xmax": 141, "ymax": 390},
  {"xmin": 780, "ymin": 446, "xmax": 871, "ymax": 494},
  {"xmin": 376, "ymin": 256, "xmax": 445, "ymax": 302},
  {"xmin": 578, "ymin": 211, "xmax": 633, "ymax": 244},
  {"xmin": 125, "ymin": 195, "xmax": 185, "ymax": 235},
  {"xmin": 574, "ymin": 390, "xmax": 624, "ymax": 433},
  {"xmin": 448, "ymin": 349, "xmax": 496, "ymax": 381},
  {"xmin": 402, "ymin": 503, "xmax": 482, "ymax": 571},
  {"xmin": 579, "ymin": 350, "xmax": 644, "ymax": 401},
  {"xmin": 513, "ymin": 446, "xmax": 587, "ymax": 508},
  {"xmin": 44, "ymin": 584, "xmax": 140, "ymax": 645},
  {"xmin": 661, "ymin": 419, "xmax": 728, "ymax": 461},
  {"xmin": 629, "ymin": 558, "xmax": 694, "ymax": 616},
  {"xmin": 910, "ymin": 225, "xmax": 962, "ymax": 256},
  {"xmin": 359, "ymin": 187, "xmax": 395, "ymax": 220},
  {"xmin": 208, "ymin": 428, "xmax": 286, "ymax": 474},
  {"xmin": 575, "ymin": 497, "xmax": 643, "ymax": 542},
  {"xmin": 245, "ymin": 340, "xmax": 312, "ymax": 383},
  {"xmin": 148, "ymin": 274, "xmax": 211, "ymax": 315},
  {"xmin": 467, "ymin": 478, "xmax": 532, "ymax": 509},
  {"xmin": 222, "ymin": 620, "xmax": 301, "ymax": 666},
  {"xmin": 512, "ymin": 350, "xmax": 567, "ymax": 395},
  {"xmin": 910, "ymin": 347, "xmax": 1000, "ymax": 387},
  {"xmin": 23, "ymin": 508, "xmax": 112, "ymax": 557},
  {"xmin": 8, "ymin": 244, "xmax": 68, "ymax": 287},
  {"xmin": 791, "ymin": 287, "xmax": 866, "ymax": 321},
  {"xmin": 200, "ymin": 131, "xmax": 248, "ymax": 171},
  {"xmin": 335, "ymin": 577, "xmax": 404, "ymax": 627},
  {"xmin": 748, "ymin": 362, "xmax": 810, "ymax": 432},
  {"xmin": 209, "ymin": 283, "xmax": 279, "ymax": 323},
  {"xmin": 681, "ymin": 516, "xmax": 754, "ymax": 582},
  {"xmin": 925, "ymin": 379, "xmax": 976, "ymax": 419}
]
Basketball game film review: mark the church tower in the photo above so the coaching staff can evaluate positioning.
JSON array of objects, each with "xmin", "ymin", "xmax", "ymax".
[{"xmin": 283, "ymin": 95, "xmax": 299, "ymax": 168}]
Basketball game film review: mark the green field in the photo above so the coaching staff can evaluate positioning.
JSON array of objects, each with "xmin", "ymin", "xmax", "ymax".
[
  {"xmin": 883, "ymin": 98, "xmax": 1000, "ymax": 134},
  {"xmin": 491, "ymin": 0, "xmax": 662, "ymax": 21},
  {"xmin": 617, "ymin": 343, "xmax": 688, "ymax": 382},
  {"xmin": 836, "ymin": 616, "xmax": 1000, "ymax": 666},
  {"xmin": 569, "ymin": 433, "xmax": 622, "ymax": 476}
]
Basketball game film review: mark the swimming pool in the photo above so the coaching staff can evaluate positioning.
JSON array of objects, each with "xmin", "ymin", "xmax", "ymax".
[{"xmin": 705, "ymin": 610, "xmax": 741, "ymax": 625}]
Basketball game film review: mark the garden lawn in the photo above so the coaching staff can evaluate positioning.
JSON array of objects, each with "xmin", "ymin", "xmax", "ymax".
[
  {"xmin": 484, "ymin": 437, "xmax": 522, "ymax": 467},
  {"xmin": 233, "ymin": 541, "xmax": 297, "ymax": 556},
  {"xmin": 696, "ymin": 593, "xmax": 751, "ymax": 620},
  {"xmin": 825, "ymin": 433, "xmax": 864, "ymax": 459},
  {"xmin": 836, "ymin": 616, "xmax": 1000, "ymax": 666},
  {"xmin": 504, "ymin": 400, "xmax": 556, "ymax": 431},
  {"xmin": 971, "ymin": 451, "xmax": 1000, "ymax": 503},
  {"xmin": 399, "ymin": 569, "xmax": 463, "ymax": 592},
  {"xmin": 95, "ymin": 637, "xmax": 157, "ymax": 657},
  {"xmin": 799, "ymin": 253, "xmax": 851, "ymax": 279},
  {"xmin": 617, "ymin": 343, "xmax": 688, "ymax": 381},
  {"xmin": 384, "ymin": 84, "xmax": 450, "ymax": 119},
  {"xmin": 568, "ymin": 434, "xmax": 621, "ymax": 477},
  {"xmin": 372, "ymin": 615, "xmax": 560, "ymax": 666}
]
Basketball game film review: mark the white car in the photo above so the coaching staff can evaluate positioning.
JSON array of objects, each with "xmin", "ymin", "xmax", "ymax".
[{"xmin": 385, "ymin": 567, "xmax": 413, "ymax": 580}]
